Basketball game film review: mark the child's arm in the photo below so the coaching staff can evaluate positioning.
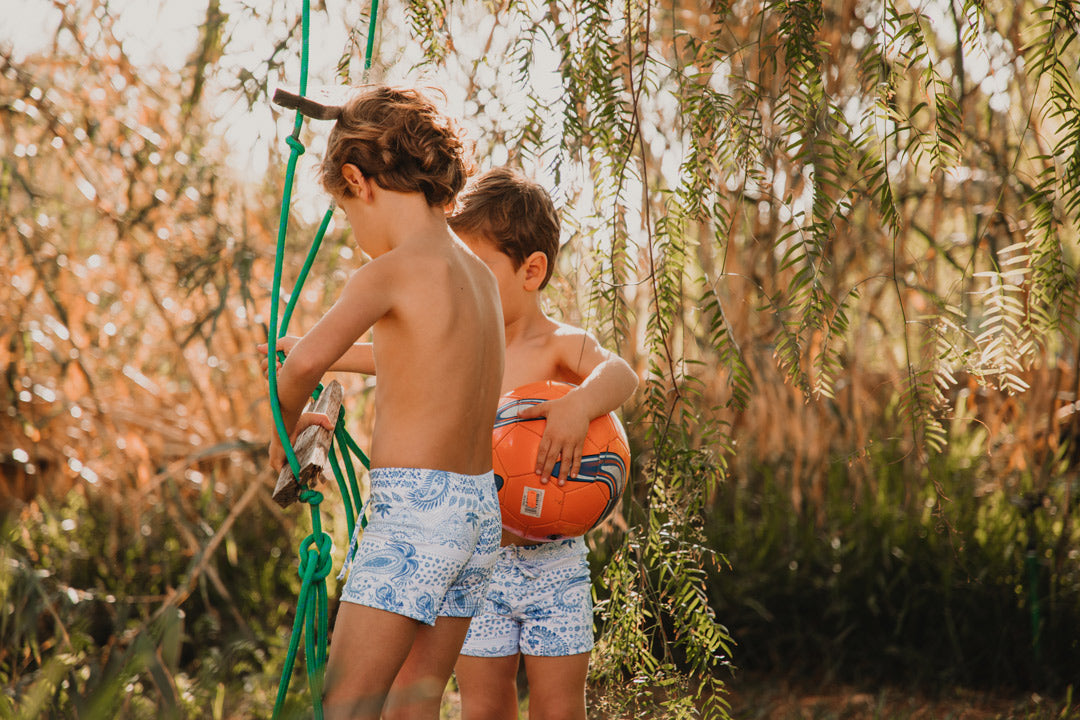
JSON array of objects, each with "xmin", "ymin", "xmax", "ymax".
[
  {"xmin": 259, "ymin": 336, "xmax": 376, "ymax": 375},
  {"xmin": 268, "ymin": 261, "xmax": 395, "ymax": 471},
  {"xmin": 519, "ymin": 328, "xmax": 638, "ymax": 485}
]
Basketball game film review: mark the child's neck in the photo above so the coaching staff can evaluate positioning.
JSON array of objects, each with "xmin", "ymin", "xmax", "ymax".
[
  {"xmin": 361, "ymin": 191, "xmax": 449, "ymax": 257},
  {"xmin": 503, "ymin": 298, "xmax": 550, "ymax": 345}
]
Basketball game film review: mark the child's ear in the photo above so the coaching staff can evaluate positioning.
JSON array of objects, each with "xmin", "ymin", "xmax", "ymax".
[
  {"xmin": 341, "ymin": 164, "xmax": 372, "ymax": 199},
  {"xmin": 521, "ymin": 251, "xmax": 549, "ymax": 291}
]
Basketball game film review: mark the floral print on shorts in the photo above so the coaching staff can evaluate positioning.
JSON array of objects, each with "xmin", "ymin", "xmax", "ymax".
[
  {"xmin": 339, "ymin": 467, "xmax": 501, "ymax": 626},
  {"xmin": 460, "ymin": 536, "xmax": 593, "ymax": 657}
]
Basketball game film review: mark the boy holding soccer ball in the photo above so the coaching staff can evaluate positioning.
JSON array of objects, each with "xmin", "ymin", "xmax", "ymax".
[{"xmin": 448, "ymin": 167, "xmax": 638, "ymax": 720}]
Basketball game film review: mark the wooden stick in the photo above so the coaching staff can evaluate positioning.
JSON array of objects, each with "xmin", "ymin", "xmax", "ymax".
[
  {"xmin": 273, "ymin": 380, "xmax": 345, "ymax": 508},
  {"xmin": 272, "ymin": 88, "xmax": 343, "ymax": 121}
]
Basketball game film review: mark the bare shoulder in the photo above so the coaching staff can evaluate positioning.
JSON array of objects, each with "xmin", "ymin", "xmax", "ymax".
[
  {"xmin": 549, "ymin": 320, "xmax": 611, "ymax": 370},
  {"xmin": 454, "ymin": 235, "xmax": 499, "ymax": 279},
  {"xmin": 348, "ymin": 246, "xmax": 410, "ymax": 281},
  {"xmin": 373, "ymin": 238, "xmax": 499, "ymax": 317},
  {"xmin": 394, "ymin": 237, "xmax": 484, "ymax": 277},
  {"xmin": 550, "ymin": 320, "xmax": 600, "ymax": 347},
  {"xmin": 358, "ymin": 242, "xmax": 447, "ymax": 297},
  {"xmin": 338, "ymin": 251, "xmax": 398, "ymax": 299}
]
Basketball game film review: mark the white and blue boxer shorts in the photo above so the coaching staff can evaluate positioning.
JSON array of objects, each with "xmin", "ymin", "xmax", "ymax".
[
  {"xmin": 459, "ymin": 536, "xmax": 593, "ymax": 657},
  {"xmin": 339, "ymin": 467, "xmax": 501, "ymax": 626}
]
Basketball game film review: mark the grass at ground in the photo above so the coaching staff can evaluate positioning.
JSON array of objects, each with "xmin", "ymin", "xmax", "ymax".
[
  {"xmin": 438, "ymin": 675, "xmax": 1077, "ymax": 719},
  {"xmin": 726, "ymin": 674, "xmax": 1077, "ymax": 720},
  {"xmin": 440, "ymin": 686, "xmax": 528, "ymax": 719}
]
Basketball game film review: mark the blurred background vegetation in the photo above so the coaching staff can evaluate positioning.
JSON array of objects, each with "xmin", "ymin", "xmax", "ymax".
[{"xmin": 2, "ymin": 0, "xmax": 1078, "ymax": 718}]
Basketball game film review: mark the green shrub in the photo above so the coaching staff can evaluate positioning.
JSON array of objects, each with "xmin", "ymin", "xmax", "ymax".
[
  {"xmin": 707, "ymin": 430, "xmax": 1080, "ymax": 693},
  {"xmin": 0, "ymin": 465, "xmax": 341, "ymax": 718}
]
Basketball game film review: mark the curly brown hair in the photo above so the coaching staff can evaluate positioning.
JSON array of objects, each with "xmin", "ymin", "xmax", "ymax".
[
  {"xmin": 319, "ymin": 85, "xmax": 474, "ymax": 207},
  {"xmin": 448, "ymin": 167, "xmax": 561, "ymax": 289}
]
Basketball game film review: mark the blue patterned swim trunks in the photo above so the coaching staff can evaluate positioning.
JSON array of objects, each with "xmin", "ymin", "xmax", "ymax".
[
  {"xmin": 459, "ymin": 536, "xmax": 593, "ymax": 657},
  {"xmin": 339, "ymin": 467, "xmax": 501, "ymax": 626}
]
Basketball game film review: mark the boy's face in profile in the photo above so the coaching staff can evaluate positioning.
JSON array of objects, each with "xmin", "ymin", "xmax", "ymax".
[{"xmin": 333, "ymin": 165, "xmax": 378, "ymax": 256}]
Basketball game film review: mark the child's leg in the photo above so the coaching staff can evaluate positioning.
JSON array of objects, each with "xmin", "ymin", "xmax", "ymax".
[
  {"xmin": 384, "ymin": 615, "xmax": 472, "ymax": 720},
  {"xmin": 456, "ymin": 653, "xmax": 521, "ymax": 720},
  {"xmin": 323, "ymin": 603, "xmax": 421, "ymax": 720},
  {"xmin": 522, "ymin": 653, "xmax": 590, "ymax": 720}
]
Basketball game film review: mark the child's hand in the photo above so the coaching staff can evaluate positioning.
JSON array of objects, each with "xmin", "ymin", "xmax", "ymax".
[
  {"xmin": 517, "ymin": 396, "xmax": 590, "ymax": 486},
  {"xmin": 257, "ymin": 336, "xmax": 301, "ymax": 376},
  {"xmin": 268, "ymin": 411, "xmax": 335, "ymax": 472}
]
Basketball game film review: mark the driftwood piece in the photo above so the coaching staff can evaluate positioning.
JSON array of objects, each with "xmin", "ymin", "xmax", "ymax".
[
  {"xmin": 272, "ymin": 88, "xmax": 343, "ymax": 121},
  {"xmin": 273, "ymin": 380, "xmax": 344, "ymax": 508}
]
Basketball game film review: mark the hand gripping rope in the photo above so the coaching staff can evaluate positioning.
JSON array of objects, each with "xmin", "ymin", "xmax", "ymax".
[{"xmin": 266, "ymin": 1, "xmax": 380, "ymax": 717}]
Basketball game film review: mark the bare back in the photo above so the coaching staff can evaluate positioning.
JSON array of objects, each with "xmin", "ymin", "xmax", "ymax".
[{"xmin": 368, "ymin": 235, "xmax": 504, "ymax": 474}]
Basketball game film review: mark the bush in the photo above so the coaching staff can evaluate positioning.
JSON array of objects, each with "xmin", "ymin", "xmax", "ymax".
[
  {"xmin": 708, "ymin": 429, "xmax": 1080, "ymax": 693},
  {"xmin": 0, "ymin": 460, "xmax": 348, "ymax": 718}
]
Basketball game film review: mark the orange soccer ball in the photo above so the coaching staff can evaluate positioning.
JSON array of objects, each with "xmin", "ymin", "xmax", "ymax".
[{"xmin": 492, "ymin": 381, "xmax": 631, "ymax": 542}]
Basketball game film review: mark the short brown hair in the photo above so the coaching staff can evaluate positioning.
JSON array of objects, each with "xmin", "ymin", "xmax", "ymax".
[
  {"xmin": 448, "ymin": 167, "xmax": 561, "ymax": 289},
  {"xmin": 320, "ymin": 85, "xmax": 474, "ymax": 207}
]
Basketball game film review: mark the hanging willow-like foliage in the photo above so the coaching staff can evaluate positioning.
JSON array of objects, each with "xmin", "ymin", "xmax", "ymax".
[{"xmin": 391, "ymin": 0, "xmax": 1079, "ymax": 715}]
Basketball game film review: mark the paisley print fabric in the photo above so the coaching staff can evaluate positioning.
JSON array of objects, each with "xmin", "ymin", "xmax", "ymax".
[
  {"xmin": 339, "ymin": 467, "xmax": 501, "ymax": 626},
  {"xmin": 459, "ymin": 536, "xmax": 593, "ymax": 657}
]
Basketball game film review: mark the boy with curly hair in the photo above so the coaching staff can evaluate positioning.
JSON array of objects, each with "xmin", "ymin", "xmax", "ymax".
[{"xmin": 267, "ymin": 86, "xmax": 505, "ymax": 720}]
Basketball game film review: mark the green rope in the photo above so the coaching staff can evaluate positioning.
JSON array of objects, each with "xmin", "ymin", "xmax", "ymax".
[
  {"xmin": 267, "ymin": 1, "xmax": 381, "ymax": 717},
  {"xmin": 363, "ymin": 0, "xmax": 380, "ymax": 81},
  {"xmin": 265, "ymin": 0, "xmax": 312, "ymax": 482},
  {"xmin": 280, "ymin": 207, "xmax": 334, "ymax": 336}
]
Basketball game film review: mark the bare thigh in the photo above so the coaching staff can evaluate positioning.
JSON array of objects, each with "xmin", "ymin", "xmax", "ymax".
[
  {"xmin": 523, "ymin": 653, "xmax": 590, "ymax": 720},
  {"xmin": 455, "ymin": 653, "xmax": 521, "ymax": 720},
  {"xmin": 323, "ymin": 603, "xmax": 421, "ymax": 720},
  {"xmin": 384, "ymin": 615, "xmax": 474, "ymax": 720}
]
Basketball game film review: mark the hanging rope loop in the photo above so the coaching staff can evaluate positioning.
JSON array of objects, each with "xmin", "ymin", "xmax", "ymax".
[
  {"xmin": 299, "ymin": 488, "xmax": 324, "ymax": 505},
  {"xmin": 298, "ymin": 531, "xmax": 334, "ymax": 582},
  {"xmin": 285, "ymin": 134, "xmax": 306, "ymax": 155}
]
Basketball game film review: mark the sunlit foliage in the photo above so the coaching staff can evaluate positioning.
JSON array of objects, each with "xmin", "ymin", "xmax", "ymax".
[{"xmin": 2, "ymin": 0, "xmax": 1079, "ymax": 717}]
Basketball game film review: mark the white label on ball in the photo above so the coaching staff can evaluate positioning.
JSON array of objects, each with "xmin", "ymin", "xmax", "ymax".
[{"xmin": 520, "ymin": 487, "xmax": 544, "ymax": 517}]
